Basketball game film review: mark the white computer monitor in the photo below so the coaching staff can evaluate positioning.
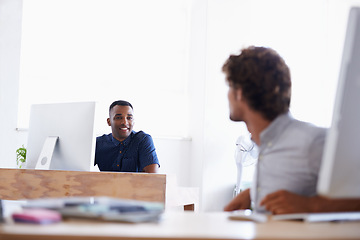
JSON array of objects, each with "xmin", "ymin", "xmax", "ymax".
[
  {"xmin": 25, "ymin": 102, "xmax": 97, "ymax": 171},
  {"xmin": 317, "ymin": 7, "xmax": 360, "ymax": 198}
]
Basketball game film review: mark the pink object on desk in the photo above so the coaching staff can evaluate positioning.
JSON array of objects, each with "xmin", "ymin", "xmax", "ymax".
[{"xmin": 12, "ymin": 208, "xmax": 61, "ymax": 224}]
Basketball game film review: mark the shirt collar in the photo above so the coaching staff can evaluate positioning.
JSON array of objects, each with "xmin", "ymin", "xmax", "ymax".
[
  {"xmin": 259, "ymin": 112, "xmax": 293, "ymax": 147},
  {"xmin": 111, "ymin": 130, "xmax": 135, "ymax": 146}
]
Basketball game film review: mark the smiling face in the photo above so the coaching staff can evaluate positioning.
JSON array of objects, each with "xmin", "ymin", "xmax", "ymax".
[{"xmin": 107, "ymin": 105, "xmax": 134, "ymax": 142}]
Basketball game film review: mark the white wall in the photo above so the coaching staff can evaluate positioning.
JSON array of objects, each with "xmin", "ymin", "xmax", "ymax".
[
  {"xmin": 0, "ymin": 0, "xmax": 23, "ymax": 168},
  {"xmin": 154, "ymin": 137, "xmax": 191, "ymax": 187},
  {"xmin": 2, "ymin": 0, "xmax": 360, "ymax": 212}
]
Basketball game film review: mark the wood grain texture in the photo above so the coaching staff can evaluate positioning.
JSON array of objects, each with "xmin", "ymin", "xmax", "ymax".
[{"xmin": 0, "ymin": 168, "xmax": 166, "ymax": 203}]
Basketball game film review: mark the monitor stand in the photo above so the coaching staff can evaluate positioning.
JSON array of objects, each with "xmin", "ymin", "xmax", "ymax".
[{"xmin": 35, "ymin": 136, "xmax": 59, "ymax": 170}]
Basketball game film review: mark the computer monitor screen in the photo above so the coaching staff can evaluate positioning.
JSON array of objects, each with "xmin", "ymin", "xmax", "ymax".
[
  {"xmin": 317, "ymin": 7, "xmax": 360, "ymax": 198},
  {"xmin": 25, "ymin": 102, "xmax": 97, "ymax": 171}
]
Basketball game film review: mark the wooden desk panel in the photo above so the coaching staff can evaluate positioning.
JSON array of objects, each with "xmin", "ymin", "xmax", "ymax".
[{"xmin": 0, "ymin": 168, "xmax": 166, "ymax": 203}]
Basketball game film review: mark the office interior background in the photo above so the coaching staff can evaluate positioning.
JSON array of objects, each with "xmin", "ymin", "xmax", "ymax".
[{"xmin": 1, "ymin": 0, "xmax": 359, "ymax": 211}]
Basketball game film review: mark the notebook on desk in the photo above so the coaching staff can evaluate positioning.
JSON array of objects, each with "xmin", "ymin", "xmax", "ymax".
[{"xmin": 271, "ymin": 211, "xmax": 360, "ymax": 222}]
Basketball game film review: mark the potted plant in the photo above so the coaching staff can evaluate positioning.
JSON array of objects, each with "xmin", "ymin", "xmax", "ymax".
[{"xmin": 16, "ymin": 145, "xmax": 27, "ymax": 168}]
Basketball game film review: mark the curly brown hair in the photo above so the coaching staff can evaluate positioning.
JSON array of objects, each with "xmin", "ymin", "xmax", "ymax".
[{"xmin": 222, "ymin": 46, "xmax": 291, "ymax": 121}]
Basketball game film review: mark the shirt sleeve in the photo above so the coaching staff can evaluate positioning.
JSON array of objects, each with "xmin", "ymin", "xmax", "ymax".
[
  {"xmin": 308, "ymin": 127, "xmax": 327, "ymax": 177},
  {"xmin": 138, "ymin": 134, "xmax": 160, "ymax": 171}
]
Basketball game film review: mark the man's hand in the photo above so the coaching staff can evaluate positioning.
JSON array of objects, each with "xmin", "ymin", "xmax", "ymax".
[
  {"xmin": 260, "ymin": 190, "xmax": 314, "ymax": 214},
  {"xmin": 261, "ymin": 190, "xmax": 360, "ymax": 214},
  {"xmin": 224, "ymin": 188, "xmax": 251, "ymax": 211}
]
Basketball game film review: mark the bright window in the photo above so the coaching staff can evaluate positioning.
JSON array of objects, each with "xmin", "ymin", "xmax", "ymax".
[{"xmin": 18, "ymin": 0, "xmax": 190, "ymax": 137}]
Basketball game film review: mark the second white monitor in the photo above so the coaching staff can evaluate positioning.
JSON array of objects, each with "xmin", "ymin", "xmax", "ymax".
[{"xmin": 317, "ymin": 7, "xmax": 360, "ymax": 198}]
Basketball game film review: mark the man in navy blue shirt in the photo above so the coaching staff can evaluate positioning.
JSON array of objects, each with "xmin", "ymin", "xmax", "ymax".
[{"xmin": 95, "ymin": 100, "xmax": 159, "ymax": 173}]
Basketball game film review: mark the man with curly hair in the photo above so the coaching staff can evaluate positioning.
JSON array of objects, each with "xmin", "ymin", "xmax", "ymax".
[{"xmin": 223, "ymin": 46, "xmax": 360, "ymax": 214}]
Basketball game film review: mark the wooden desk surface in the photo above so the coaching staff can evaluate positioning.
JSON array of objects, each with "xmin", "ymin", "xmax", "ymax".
[{"xmin": 1, "ymin": 211, "xmax": 360, "ymax": 240}]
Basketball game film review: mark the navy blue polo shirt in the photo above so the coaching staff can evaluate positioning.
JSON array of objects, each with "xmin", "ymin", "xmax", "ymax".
[{"xmin": 95, "ymin": 131, "xmax": 159, "ymax": 172}]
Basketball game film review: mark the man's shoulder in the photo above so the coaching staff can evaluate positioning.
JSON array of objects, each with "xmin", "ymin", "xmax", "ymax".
[
  {"xmin": 131, "ymin": 130, "xmax": 153, "ymax": 143},
  {"xmin": 132, "ymin": 130, "xmax": 151, "ymax": 138},
  {"xmin": 96, "ymin": 133, "xmax": 112, "ymax": 142},
  {"xmin": 285, "ymin": 118, "xmax": 327, "ymax": 146},
  {"xmin": 290, "ymin": 118, "xmax": 327, "ymax": 135}
]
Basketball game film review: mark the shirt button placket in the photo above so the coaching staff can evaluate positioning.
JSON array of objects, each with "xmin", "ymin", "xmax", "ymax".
[{"xmin": 117, "ymin": 143, "xmax": 123, "ymax": 169}]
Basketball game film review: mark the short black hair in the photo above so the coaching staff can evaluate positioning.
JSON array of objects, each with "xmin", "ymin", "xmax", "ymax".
[{"xmin": 109, "ymin": 100, "xmax": 133, "ymax": 113}]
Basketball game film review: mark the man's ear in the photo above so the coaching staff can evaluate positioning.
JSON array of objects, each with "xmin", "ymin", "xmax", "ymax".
[{"xmin": 107, "ymin": 118, "xmax": 111, "ymax": 126}]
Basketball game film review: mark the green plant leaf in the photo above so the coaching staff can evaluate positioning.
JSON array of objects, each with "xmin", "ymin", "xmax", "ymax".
[{"xmin": 16, "ymin": 145, "xmax": 27, "ymax": 166}]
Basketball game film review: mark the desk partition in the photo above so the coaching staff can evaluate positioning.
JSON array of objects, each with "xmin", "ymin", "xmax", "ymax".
[{"xmin": 0, "ymin": 168, "xmax": 166, "ymax": 203}]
